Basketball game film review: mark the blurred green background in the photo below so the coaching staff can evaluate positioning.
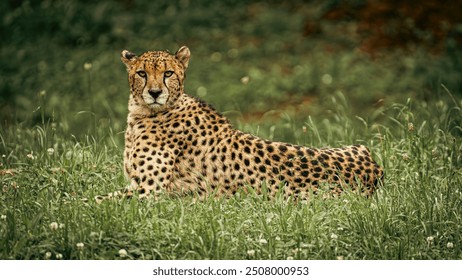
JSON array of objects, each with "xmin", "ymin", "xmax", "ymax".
[{"xmin": 1, "ymin": 0, "xmax": 461, "ymax": 141}]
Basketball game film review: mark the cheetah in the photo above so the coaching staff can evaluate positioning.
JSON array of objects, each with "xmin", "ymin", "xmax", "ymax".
[{"xmin": 109, "ymin": 46, "xmax": 383, "ymax": 200}]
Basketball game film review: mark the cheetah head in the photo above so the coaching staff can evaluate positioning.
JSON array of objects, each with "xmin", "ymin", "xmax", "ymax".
[{"xmin": 121, "ymin": 46, "xmax": 190, "ymax": 114}]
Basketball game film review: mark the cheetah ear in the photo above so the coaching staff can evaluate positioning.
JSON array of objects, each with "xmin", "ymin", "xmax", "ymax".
[
  {"xmin": 121, "ymin": 50, "xmax": 137, "ymax": 70},
  {"xmin": 175, "ymin": 46, "xmax": 190, "ymax": 69}
]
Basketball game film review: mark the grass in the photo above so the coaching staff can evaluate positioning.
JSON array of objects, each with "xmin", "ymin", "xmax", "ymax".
[
  {"xmin": 1, "ymin": 88, "xmax": 461, "ymax": 260},
  {"xmin": 1, "ymin": 0, "xmax": 461, "ymax": 260}
]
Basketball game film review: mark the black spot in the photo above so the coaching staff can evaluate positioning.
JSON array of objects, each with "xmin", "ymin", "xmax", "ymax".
[
  {"xmin": 267, "ymin": 146, "xmax": 274, "ymax": 153},
  {"xmin": 148, "ymin": 179, "xmax": 154, "ymax": 186},
  {"xmin": 301, "ymin": 171, "xmax": 309, "ymax": 177},
  {"xmin": 256, "ymin": 142, "xmax": 263, "ymax": 149},
  {"xmin": 259, "ymin": 165, "xmax": 267, "ymax": 173},
  {"xmin": 233, "ymin": 142, "xmax": 239, "ymax": 150},
  {"xmin": 311, "ymin": 160, "xmax": 319, "ymax": 165},
  {"xmin": 147, "ymin": 165, "xmax": 153, "ymax": 171},
  {"xmin": 139, "ymin": 160, "xmax": 145, "ymax": 166},
  {"xmin": 244, "ymin": 146, "xmax": 251, "ymax": 153},
  {"xmin": 255, "ymin": 156, "xmax": 261, "ymax": 164},
  {"xmin": 141, "ymin": 135, "xmax": 149, "ymax": 140},
  {"xmin": 234, "ymin": 163, "xmax": 240, "ymax": 171},
  {"xmin": 278, "ymin": 145, "xmax": 288, "ymax": 153},
  {"xmin": 272, "ymin": 154, "xmax": 280, "ymax": 161},
  {"xmin": 244, "ymin": 159, "xmax": 250, "ymax": 166}
]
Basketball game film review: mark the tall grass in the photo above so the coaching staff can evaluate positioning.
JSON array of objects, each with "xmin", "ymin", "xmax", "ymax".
[{"xmin": 1, "ymin": 88, "xmax": 460, "ymax": 260}]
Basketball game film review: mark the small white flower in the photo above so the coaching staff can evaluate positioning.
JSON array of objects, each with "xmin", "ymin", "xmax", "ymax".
[
  {"xmin": 76, "ymin": 242, "xmax": 84, "ymax": 250},
  {"xmin": 247, "ymin": 250, "xmax": 255, "ymax": 257},
  {"xmin": 337, "ymin": 256, "xmax": 344, "ymax": 260},
  {"xmin": 26, "ymin": 152, "xmax": 35, "ymax": 160},
  {"xmin": 49, "ymin": 222, "xmax": 58, "ymax": 231},
  {"xmin": 286, "ymin": 256, "xmax": 294, "ymax": 260},
  {"xmin": 83, "ymin": 62, "xmax": 92, "ymax": 71},
  {"xmin": 259, "ymin": 238, "xmax": 268, "ymax": 245},
  {"xmin": 45, "ymin": 252, "xmax": 52, "ymax": 259},
  {"xmin": 0, "ymin": 215, "xmax": 6, "ymax": 220},
  {"xmin": 302, "ymin": 126, "xmax": 307, "ymax": 133},
  {"xmin": 407, "ymin": 122, "xmax": 415, "ymax": 132},
  {"xmin": 59, "ymin": 223, "xmax": 65, "ymax": 229},
  {"xmin": 240, "ymin": 76, "xmax": 250, "ymax": 85},
  {"xmin": 275, "ymin": 236, "xmax": 281, "ymax": 241},
  {"xmin": 402, "ymin": 153, "xmax": 410, "ymax": 161},
  {"xmin": 321, "ymin": 73, "xmax": 333, "ymax": 85},
  {"xmin": 447, "ymin": 242, "xmax": 454, "ymax": 249},
  {"xmin": 39, "ymin": 90, "xmax": 46, "ymax": 97},
  {"xmin": 426, "ymin": 236, "xmax": 434, "ymax": 245},
  {"xmin": 118, "ymin": 249, "xmax": 128, "ymax": 258},
  {"xmin": 56, "ymin": 253, "xmax": 63, "ymax": 259},
  {"xmin": 47, "ymin": 148, "xmax": 55, "ymax": 155},
  {"xmin": 330, "ymin": 233, "xmax": 338, "ymax": 240}
]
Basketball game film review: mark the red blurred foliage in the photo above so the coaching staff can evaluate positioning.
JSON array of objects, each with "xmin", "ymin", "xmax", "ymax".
[{"xmin": 310, "ymin": 0, "xmax": 462, "ymax": 54}]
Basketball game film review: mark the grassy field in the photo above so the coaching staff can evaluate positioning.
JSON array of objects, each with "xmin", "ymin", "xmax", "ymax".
[{"xmin": 1, "ymin": 1, "xmax": 461, "ymax": 260}]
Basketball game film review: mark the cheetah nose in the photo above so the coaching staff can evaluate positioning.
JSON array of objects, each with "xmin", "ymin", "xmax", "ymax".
[{"xmin": 148, "ymin": 88, "xmax": 162, "ymax": 99}]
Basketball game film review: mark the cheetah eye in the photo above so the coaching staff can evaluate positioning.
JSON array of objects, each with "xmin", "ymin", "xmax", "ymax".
[
  {"xmin": 164, "ymin": 71, "xmax": 174, "ymax": 78},
  {"xmin": 136, "ymin": 70, "xmax": 146, "ymax": 78}
]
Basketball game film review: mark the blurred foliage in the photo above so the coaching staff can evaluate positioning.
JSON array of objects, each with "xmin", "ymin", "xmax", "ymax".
[{"xmin": 0, "ymin": 0, "xmax": 461, "ymax": 139}]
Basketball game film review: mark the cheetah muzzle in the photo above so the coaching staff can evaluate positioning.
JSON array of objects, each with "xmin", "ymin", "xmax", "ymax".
[{"xmin": 97, "ymin": 46, "xmax": 383, "ymax": 202}]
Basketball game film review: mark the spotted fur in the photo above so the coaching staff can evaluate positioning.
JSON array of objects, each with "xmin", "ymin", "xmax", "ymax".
[{"xmin": 103, "ymin": 46, "xmax": 383, "ymax": 200}]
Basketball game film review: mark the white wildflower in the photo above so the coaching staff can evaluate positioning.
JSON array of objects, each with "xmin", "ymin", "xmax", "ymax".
[
  {"xmin": 83, "ymin": 62, "xmax": 92, "ymax": 71},
  {"xmin": 321, "ymin": 73, "xmax": 333, "ymax": 85},
  {"xmin": 26, "ymin": 152, "xmax": 35, "ymax": 160},
  {"xmin": 47, "ymin": 148, "xmax": 55, "ymax": 155},
  {"xmin": 402, "ymin": 153, "xmax": 410, "ymax": 161},
  {"xmin": 247, "ymin": 250, "xmax": 255, "ymax": 257},
  {"xmin": 330, "ymin": 233, "xmax": 338, "ymax": 240},
  {"xmin": 45, "ymin": 252, "xmax": 52, "ymax": 259},
  {"xmin": 1, "ymin": 215, "xmax": 6, "ymax": 220},
  {"xmin": 447, "ymin": 242, "xmax": 454, "ymax": 249},
  {"xmin": 240, "ymin": 76, "xmax": 250, "ymax": 85},
  {"xmin": 407, "ymin": 122, "xmax": 415, "ymax": 132},
  {"xmin": 76, "ymin": 242, "xmax": 85, "ymax": 250},
  {"xmin": 118, "ymin": 249, "xmax": 128, "ymax": 258},
  {"xmin": 56, "ymin": 253, "xmax": 63, "ymax": 260},
  {"xmin": 426, "ymin": 236, "xmax": 434, "ymax": 245},
  {"xmin": 286, "ymin": 256, "xmax": 294, "ymax": 260},
  {"xmin": 259, "ymin": 238, "xmax": 268, "ymax": 245},
  {"xmin": 49, "ymin": 222, "xmax": 58, "ymax": 231},
  {"xmin": 337, "ymin": 256, "xmax": 344, "ymax": 260}
]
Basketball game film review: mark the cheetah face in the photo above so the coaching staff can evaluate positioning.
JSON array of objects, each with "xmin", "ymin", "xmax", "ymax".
[{"xmin": 121, "ymin": 46, "xmax": 190, "ymax": 113}]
